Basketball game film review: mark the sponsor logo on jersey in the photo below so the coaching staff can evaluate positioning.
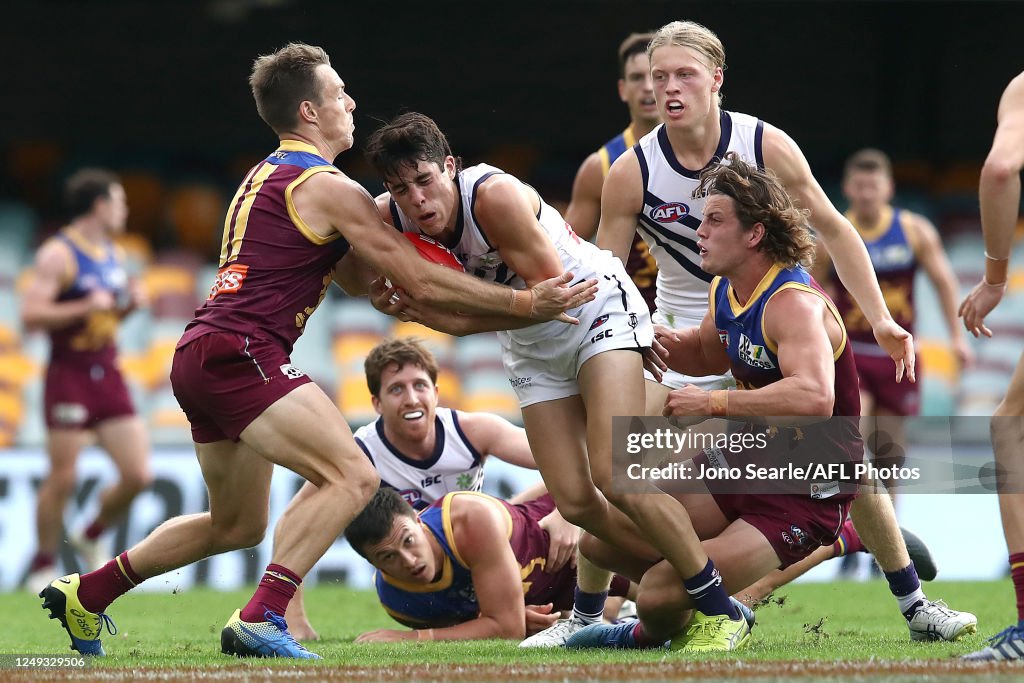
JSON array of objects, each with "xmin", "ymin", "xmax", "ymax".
[
  {"xmin": 810, "ymin": 481, "xmax": 841, "ymax": 500},
  {"xmin": 738, "ymin": 333, "xmax": 776, "ymax": 370},
  {"xmin": 651, "ymin": 202, "xmax": 690, "ymax": 223},
  {"xmin": 588, "ymin": 314, "xmax": 610, "ymax": 331},
  {"xmin": 208, "ymin": 263, "xmax": 249, "ymax": 300}
]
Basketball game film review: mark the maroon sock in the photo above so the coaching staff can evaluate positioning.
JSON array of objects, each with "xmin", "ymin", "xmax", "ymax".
[
  {"xmin": 30, "ymin": 552, "xmax": 56, "ymax": 573},
  {"xmin": 78, "ymin": 552, "xmax": 145, "ymax": 613},
  {"xmin": 633, "ymin": 621, "xmax": 662, "ymax": 648},
  {"xmin": 84, "ymin": 520, "xmax": 106, "ymax": 541},
  {"xmin": 831, "ymin": 519, "xmax": 865, "ymax": 557},
  {"xmin": 239, "ymin": 564, "xmax": 302, "ymax": 623},
  {"xmin": 1011, "ymin": 552, "xmax": 1024, "ymax": 622}
]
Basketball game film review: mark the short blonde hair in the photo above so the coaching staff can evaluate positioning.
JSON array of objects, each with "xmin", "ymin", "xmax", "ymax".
[{"xmin": 648, "ymin": 21, "xmax": 726, "ymax": 104}]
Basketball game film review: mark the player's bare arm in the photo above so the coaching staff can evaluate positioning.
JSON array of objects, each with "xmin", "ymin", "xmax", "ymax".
[
  {"xmin": 595, "ymin": 151, "xmax": 644, "ymax": 262},
  {"xmin": 331, "ymin": 250, "xmax": 377, "ymax": 296},
  {"xmin": 21, "ymin": 239, "xmax": 114, "ymax": 331},
  {"xmin": 457, "ymin": 412, "xmax": 535, "ymax": 469},
  {"xmin": 761, "ymin": 124, "xmax": 915, "ymax": 381},
  {"xmin": 907, "ymin": 213, "xmax": 971, "ymax": 365},
  {"xmin": 295, "ymin": 172, "xmax": 595, "ymax": 321},
  {"xmin": 658, "ymin": 309, "xmax": 730, "ymax": 377},
  {"xmin": 563, "ymin": 152, "xmax": 605, "ymax": 240},
  {"xmin": 961, "ymin": 72, "xmax": 1024, "ymax": 337}
]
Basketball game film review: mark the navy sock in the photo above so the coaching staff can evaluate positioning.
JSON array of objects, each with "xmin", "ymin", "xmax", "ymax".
[
  {"xmin": 683, "ymin": 559, "xmax": 738, "ymax": 619},
  {"xmin": 572, "ymin": 587, "xmax": 608, "ymax": 624},
  {"xmin": 883, "ymin": 563, "xmax": 925, "ymax": 617}
]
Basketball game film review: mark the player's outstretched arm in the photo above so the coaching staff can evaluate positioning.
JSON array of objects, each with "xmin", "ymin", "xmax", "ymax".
[
  {"xmin": 910, "ymin": 213, "xmax": 972, "ymax": 366},
  {"xmin": 960, "ymin": 71, "xmax": 1024, "ymax": 337},
  {"xmin": 297, "ymin": 172, "xmax": 595, "ymax": 322},
  {"xmin": 762, "ymin": 125, "xmax": 914, "ymax": 383}
]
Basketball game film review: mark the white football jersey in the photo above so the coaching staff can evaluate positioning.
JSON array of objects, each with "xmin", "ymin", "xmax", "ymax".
[
  {"xmin": 634, "ymin": 110, "xmax": 764, "ymax": 324},
  {"xmin": 354, "ymin": 408, "xmax": 484, "ymax": 511}
]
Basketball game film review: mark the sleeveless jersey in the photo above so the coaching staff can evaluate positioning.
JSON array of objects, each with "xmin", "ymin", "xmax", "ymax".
[
  {"xmin": 375, "ymin": 492, "xmax": 567, "ymax": 627},
  {"xmin": 355, "ymin": 408, "xmax": 485, "ymax": 511},
  {"xmin": 389, "ymin": 163, "xmax": 625, "ymax": 347},
  {"xmin": 49, "ymin": 228, "xmax": 128, "ymax": 364},
  {"xmin": 833, "ymin": 207, "xmax": 917, "ymax": 355},
  {"xmin": 710, "ymin": 265, "xmax": 863, "ymax": 489},
  {"xmin": 178, "ymin": 140, "xmax": 350, "ymax": 353},
  {"xmin": 635, "ymin": 110, "xmax": 765, "ymax": 322},
  {"xmin": 598, "ymin": 126, "xmax": 658, "ymax": 312}
]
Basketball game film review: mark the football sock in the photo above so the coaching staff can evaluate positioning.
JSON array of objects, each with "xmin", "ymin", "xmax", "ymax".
[
  {"xmin": 1010, "ymin": 552, "xmax": 1024, "ymax": 624},
  {"xmin": 78, "ymin": 551, "xmax": 145, "ymax": 614},
  {"xmin": 684, "ymin": 559, "xmax": 739, "ymax": 619},
  {"xmin": 572, "ymin": 588, "xmax": 608, "ymax": 625},
  {"xmin": 84, "ymin": 520, "xmax": 106, "ymax": 542},
  {"xmin": 29, "ymin": 552, "xmax": 56, "ymax": 573},
  {"xmin": 240, "ymin": 564, "xmax": 302, "ymax": 623},
  {"xmin": 831, "ymin": 519, "xmax": 865, "ymax": 557},
  {"xmin": 884, "ymin": 563, "xmax": 926, "ymax": 618}
]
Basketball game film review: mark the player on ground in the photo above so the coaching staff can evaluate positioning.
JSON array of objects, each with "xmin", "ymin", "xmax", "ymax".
[
  {"xmin": 37, "ymin": 43, "xmax": 595, "ymax": 659},
  {"xmin": 825, "ymin": 149, "xmax": 971, "ymax": 518},
  {"xmin": 565, "ymin": 154, "xmax": 976, "ymax": 651},
  {"xmin": 960, "ymin": 70, "xmax": 1024, "ymax": 663},
  {"xmin": 346, "ymin": 488, "xmax": 630, "ymax": 642},
  {"xmin": 283, "ymin": 337, "xmax": 580, "ymax": 640},
  {"xmin": 527, "ymin": 20, "xmax": 964, "ymax": 648},
  {"xmin": 564, "ymin": 32, "xmax": 660, "ymax": 312},
  {"xmin": 21, "ymin": 169, "xmax": 152, "ymax": 589}
]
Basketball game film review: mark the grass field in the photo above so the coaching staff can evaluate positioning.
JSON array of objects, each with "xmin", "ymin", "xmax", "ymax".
[{"xmin": 2, "ymin": 579, "xmax": 1022, "ymax": 681}]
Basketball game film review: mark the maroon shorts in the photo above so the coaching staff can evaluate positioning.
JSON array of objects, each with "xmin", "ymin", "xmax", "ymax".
[
  {"xmin": 709, "ymin": 490, "xmax": 851, "ymax": 569},
  {"xmin": 44, "ymin": 358, "xmax": 136, "ymax": 429},
  {"xmin": 170, "ymin": 331, "xmax": 312, "ymax": 443},
  {"xmin": 855, "ymin": 351, "xmax": 920, "ymax": 416}
]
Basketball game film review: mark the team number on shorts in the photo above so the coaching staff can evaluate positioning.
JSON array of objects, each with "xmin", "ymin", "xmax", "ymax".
[{"xmin": 208, "ymin": 264, "xmax": 249, "ymax": 300}]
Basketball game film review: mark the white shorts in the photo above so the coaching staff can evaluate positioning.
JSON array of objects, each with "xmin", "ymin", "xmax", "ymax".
[
  {"xmin": 643, "ymin": 308, "xmax": 735, "ymax": 391},
  {"xmin": 501, "ymin": 253, "xmax": 653, "ymax": 407}
]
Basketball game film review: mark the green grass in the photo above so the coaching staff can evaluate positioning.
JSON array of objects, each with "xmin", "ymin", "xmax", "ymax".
[{"xmin": 0, "ymin": 580, "xmax": 1015, "ymax": 671}]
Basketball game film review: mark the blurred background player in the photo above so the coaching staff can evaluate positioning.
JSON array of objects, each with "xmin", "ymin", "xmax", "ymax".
[
  {"xmin": 960, "ymin": 70, "xmax": 1024, "ymax": 663},
  {"xmin": 346, "ymin": 488, "xmax": 630, "ymax": 643},
  {"xmin": 823, "ymin": 148, "xmax": 972, "ymax": 577},
  {"xmin": 283, "ymin": 337, "xmax": 580, "ymax": 640},
  {"xmin": 564, "ymin": 32, "xmax": 660, "ymax": 312},
  {"xmin": 21, "ymin": 168, "xmax": 152, "ymax": 591}
]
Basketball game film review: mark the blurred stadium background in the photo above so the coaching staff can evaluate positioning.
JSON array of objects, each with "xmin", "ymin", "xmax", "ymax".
[{"xmin": 0, "ymin": 1, "xmax": 1022, "ymax": 591}]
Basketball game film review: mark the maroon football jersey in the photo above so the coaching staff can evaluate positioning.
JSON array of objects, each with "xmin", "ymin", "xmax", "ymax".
[{"xmin": 178, "ymin": 140, "xmax": 350, "ymax": 352}]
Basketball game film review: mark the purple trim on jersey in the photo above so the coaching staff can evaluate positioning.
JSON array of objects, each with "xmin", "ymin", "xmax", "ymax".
[
  {"xmin": 446, "ymin": 174, "xmax": 468, "ymax": 251},
  {"xmin": 754, "ymin": 119, "xmax": 765, "ymax": 171},
  {"xmin": 355, "ymin": 436, "xmax": 374, "ymax": 464},
  {"xmin": 655, "ymin": 110, "xmax": 733, "ymax": 179},
  {"xmin": 636, "ymin": 215, "xmax": 714, "ymax": 284},
  {"xmin": 375, "ymin": 415, "xmax": 447, "ymax": 469},
  {"xmin": 634, "ymin": 142, "xmax": 650, "ymax": 190},
  {"xmin": 449, "ymin": 409, "xmax": 483, "ymax": 467},
  {"xmin": 469, "ymin": 171, "xmax": 502, "ymax": 250},
  {"xmin": 388, "ymin": 198, "xmax": 403, "ymax": 232}
]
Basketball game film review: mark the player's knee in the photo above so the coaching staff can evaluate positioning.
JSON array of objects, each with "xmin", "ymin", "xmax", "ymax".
[
  {"xmin": 348, "ymin": 459, "xmax": 380, "ymax": 504},
  {"xmin": 551, "ymin": 493, "xmax": 603, "ymax": 528},
  {"xmin": 120, "ymin": 468, "xmax": 154, "ymax": 495},
  {"xmin": 215, "ymin": 518, "xmax": 268, "ymax": 552},
  {"xmin": 45, "ymin": 469, "xmax": 77, "ymax": 498}
]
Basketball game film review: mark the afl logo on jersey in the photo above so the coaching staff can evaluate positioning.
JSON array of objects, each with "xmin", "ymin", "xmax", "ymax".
[{"xmin": 651, "ymin": 202, "xmax": 690, "ymax": 223}]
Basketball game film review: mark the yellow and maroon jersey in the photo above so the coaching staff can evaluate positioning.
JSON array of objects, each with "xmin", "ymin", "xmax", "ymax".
[
  {"xmin": 599, "ymin": 127, "xmax": 658, "ymax": 312},
  {"xmin": 711, "ymin": 265, "xmax": 863, "ymax": 478},
  {"xmin": 833, "ymin": 206, "xmax": 917, "ymax": 351},
  {"xmin": 178, "ymin": 140, "xmax": 350, "ymax": 353},
  {"xmin": 48, "ymin": 228, "xmax": 128, "ymax": 364}
]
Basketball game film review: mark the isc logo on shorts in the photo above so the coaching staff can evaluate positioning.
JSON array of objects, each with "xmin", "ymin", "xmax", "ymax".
[
  {"xmin": 279, "ymin": 364, "xmax": 306, "ymax": 379},
  {"xmin": 208, "ymin": 264, "xmax": 249, "ymax": 300},
  {"xmin": 52, "ymin": 402, "xmax": 88, "ymax": 425}
]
